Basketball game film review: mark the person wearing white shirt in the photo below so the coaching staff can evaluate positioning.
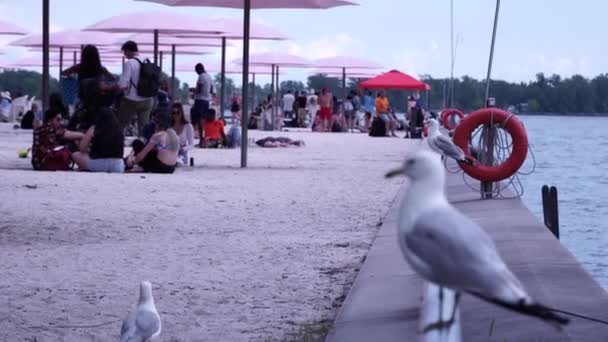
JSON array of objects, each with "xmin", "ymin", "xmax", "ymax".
[
  {"xmin": 192, "ymin": 63, "xmax": 213, "ymax": 146},
  {"xmin": 171, "ymin": 103, "xmax": 194, "ymax": 165},
  {"xmin": 118, "ymin": 40, "xmax": 154, "ymax": 137},
  {"xmin": 282, "ymin": 90, "xmax": 295, "ymax": 125}
]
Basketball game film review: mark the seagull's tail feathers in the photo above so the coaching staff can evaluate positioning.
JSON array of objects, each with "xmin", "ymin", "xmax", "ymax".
[{"xmin": 467, "ymin": 291, "xmax": 569, "ymax": 329}]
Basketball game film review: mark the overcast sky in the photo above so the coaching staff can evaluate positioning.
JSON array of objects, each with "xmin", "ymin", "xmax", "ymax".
[{"xmin": 0, "ymin": 0, "xmax": 601, "ymax": 86}]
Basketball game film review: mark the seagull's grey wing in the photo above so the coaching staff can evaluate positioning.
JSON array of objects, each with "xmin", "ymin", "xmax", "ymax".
[
  {"xmin": 406, "ymin": 207, "xmax": 528, "ymax": 302},
  {"xmin": 120, "ymin": 310, "xmax": 141, "ymax": 342},
  {"xmin": 135, "ymin": 309, "xmax": 161, "ymax": 340},
  {"xmin": 432, "ymin": 134, "xmax": 465, "ymax": 160}
]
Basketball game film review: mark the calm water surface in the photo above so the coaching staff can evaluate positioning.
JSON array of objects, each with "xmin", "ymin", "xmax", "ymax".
[{"xmin": 518, "ymin": 115, "xmax": 608, "ymax": 288}]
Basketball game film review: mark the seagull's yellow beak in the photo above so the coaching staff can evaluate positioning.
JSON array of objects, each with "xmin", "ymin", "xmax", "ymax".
[{"xmin": 385, "ymin": 167, "xmax": 405, "ymax": 178}]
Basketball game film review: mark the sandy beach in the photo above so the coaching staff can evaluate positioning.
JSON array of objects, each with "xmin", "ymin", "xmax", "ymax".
[{"xmin": 0, "ymin": 124, "xmax": 416, "ymax": 341}]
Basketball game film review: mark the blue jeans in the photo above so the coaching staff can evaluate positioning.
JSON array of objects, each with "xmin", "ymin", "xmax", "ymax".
[{"xmin": 88, "ymin": 158, "xmax": 125, "ymax": 173}]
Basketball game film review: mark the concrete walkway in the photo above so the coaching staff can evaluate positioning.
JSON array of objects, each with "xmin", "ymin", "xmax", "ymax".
[{"xmin": 327, "ymin": 171, "xmax": 608, "ymax": 341}]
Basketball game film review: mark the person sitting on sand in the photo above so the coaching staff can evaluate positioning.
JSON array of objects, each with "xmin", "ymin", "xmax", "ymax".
[
  {"xmin": 126, "ymin": 112, "xmax": 178, "ymax": 174},
  {"xmin": 31, "ymin": 107, "xmax": 84, "ymax": 171},
  {"xmin": 72, "ymin": 108, "xmax": 125, "ymax": 173},
  {"xmin": 202, "ymin": 108, "xmax": 227, "ymax": 148},
  {"xmin": 171, "ymin": 103, "xmax": 194, "ymax": 165},
  {"xmin": 255, "ymin": 136, "xmax": 305, "ymax": 148}
]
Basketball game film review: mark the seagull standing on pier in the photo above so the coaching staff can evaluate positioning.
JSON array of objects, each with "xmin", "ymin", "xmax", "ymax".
[
  {"xmin": 120, "ymin": 281, "xmax": 162, "ymax": 342},
  {"xmin": 385, "ymin": 151, "xmax": 569, "ymax": 331},
  {"xmin": 425, "ymin": 118, "xmax": 474, "ymax": 165}
]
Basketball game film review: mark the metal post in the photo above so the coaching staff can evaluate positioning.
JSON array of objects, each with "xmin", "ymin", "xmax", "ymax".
[
  {"xmin": 58, "ymin": 46, "xmax": 63, "ymax": 79},
  {"xmin": 153, "ymin": 29, "xmax": 159, "ymax": 66},
  {"xmin": 342, "ymin": 66, "xmax": 346, "ymax": 112},
  {"xmin": 270, "ymin": 64, "xmax": 275, "ymax": 130},
  {"xmin": 252, "ymin": 72, "xmax": 256, "ymax": 108},
  {"xmin": 449, "ymin": 0, "xmax": 454, "ymax": 107},
  {"xmin": 170, "ymin": 44, "xmax": 176, "ymax": 100},
  {"xmin": 480, "ymin": 0, "xmax": 501, "ymax": 199},
  {"xmin": 159, "ymin": 51, "xmax": 164, "ymax": 71},
  {"xmin": 220, "ymin": 37, "xmax": 227, "ymax": 119},
  {"xmin": 542, "ymin": 185, "xmax": 560, "ymax": 239},
  {"xmin": 275, "ymin": 65, "xmax": 280, "ymax": 130},
  {"xmin": 240, "ymin": 0, "xmax": 251, "ymax": 168},
  {"xmin": 42, "ymin": 0, "xmax": 50, "ymax": 111},
  {"xmin": 73, "ymin": 51, "xmax": 77, "ymax": 65}
]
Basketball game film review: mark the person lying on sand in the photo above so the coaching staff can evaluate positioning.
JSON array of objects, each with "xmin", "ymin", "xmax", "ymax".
[{"xmin": 255, "ymin": 136, "xmax": 305, "ymax": 148}]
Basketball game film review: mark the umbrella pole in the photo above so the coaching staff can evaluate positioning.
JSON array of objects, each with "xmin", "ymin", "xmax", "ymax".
[
  {"xmin": 275, "ymin": 65, "xmax": 280, "ymax": 130},
  {"xmin": 153, "ymin": 29, "xmax": 159, "ymax": 66},
  {"xmin": 342, "ymin": 66, "xmax": 346, "ymax": 111},
  {"xmin": 270, "ymin": 64, "xmax": 275, "ymax": 131},
  {"xmin": 73, "ymin": 51, "xmax": 77, "ymax": 65},
  {"xmin": 159, "ymin": 51, "xmax": 163, "ymax": 71},
  {"xmin": 240, "ymin": 0, "xmax": 251, "ymax": 168},
  {"xmin": 252, "ymin": 72, "xmax": 256, "ymax": 108},
  {"xmin": 171, "ymin": 44, "xmax": 176, "ymax": 100},
  {"xmin": 42, "ymin": 0, "xmax": 49, "ymax": 111},
  {"xmin": 59, "ymin": 46, "xmax": 63, "ymax": 80},
  {"xmin": 220, "ymin": 37, "xmax": 226, "ymax": 120}
]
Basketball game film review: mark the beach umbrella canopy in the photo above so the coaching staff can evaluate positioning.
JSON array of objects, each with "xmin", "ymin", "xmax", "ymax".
[
  {"xmin": 309, "ymin": 67, "xmax": 379, "ymax": 76},
  {"xmin": 314, "ymin": 71, "xmax": 377, "ymax": 79},
  {"xmin": 134, "ymin": 0, "xmax": 359, "ymax": 168},
  {"xmin": 10, "ymin": 30, "xmax": 124, "ymax": 48},
  {"xmin": 359, "ymin": 70, "xmax": 431, "ymax": 91},
  {"xmin": 174, "ymin": 18, "xmax": 289, "ymax": 40},
  {"xmin": 123, "ymin": 33, "xmax": 226, "ymax": 47},
  {"xmin": 7, "ymin": 56, "xmax": 61, "ymax": 67},
  {"xmin": 0, "ymin": 19, "xmax": 28, "ymax": 35},
  {"xmin": 233, "ymin": 52, "xmax": 311, "ymax": 67},
  {"xmin": 85, "ymin": 11, "xmax": 227, "ymax": 35},
  {"xmin": 313, "ymin": 55, "xmax": 382, "ymax": 69}
]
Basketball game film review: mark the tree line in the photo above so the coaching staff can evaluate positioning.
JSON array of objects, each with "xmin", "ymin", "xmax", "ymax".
[{"xmin": 3, "ymin": 70, "xmax": 608, "ymax": 114}]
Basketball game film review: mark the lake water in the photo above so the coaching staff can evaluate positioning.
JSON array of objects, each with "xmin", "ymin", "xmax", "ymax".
[{"xmin": 517, "ymin": 115, "xmax": 608, "ymax": 288}]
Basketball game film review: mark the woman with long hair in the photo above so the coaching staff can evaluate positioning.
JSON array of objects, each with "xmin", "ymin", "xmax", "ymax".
[
  {"xmin": 126, "ymin": 112, "xmax": 179, "ymax": 174},
  {"xmin": 72, "ymin": 107, "xmax": 125, "ymax": 173},
  {"xmin": 171, "ymin": 103, "xmax": 194, "ymax": 165}
]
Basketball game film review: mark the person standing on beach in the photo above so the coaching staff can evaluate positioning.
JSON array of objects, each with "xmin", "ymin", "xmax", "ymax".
[
  {"xmin": 375, "ymin": 91, "xmax": 397, "ymax": 137},
  {"xmin": 118, "ymin": 41, "xmax": 155, "ymax": 138},
  {"xmin": 192, "ymin": 63, "xmax": 213, "ymax": 146},
  {"xmin": 318, "ymin": 87, "xmax": 333, "ymax": 132}
]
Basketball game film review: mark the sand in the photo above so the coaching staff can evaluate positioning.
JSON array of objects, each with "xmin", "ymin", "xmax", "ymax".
[{"xmin": 0, "ymin": 124, "xmax": 415, "ymax": 341}]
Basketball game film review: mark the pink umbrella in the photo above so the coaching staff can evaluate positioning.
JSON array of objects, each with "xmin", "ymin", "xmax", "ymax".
[
  {"xmin": 174, "ymin": 18, "xmax": 289, "ymax": 118},
  {"xmin": 176, "ymin": 62, "xmax": 272, "ymax": 74},
  {"xmin": 0, "ymin": 19, "xmax": 28, "ymax": 35},
  {"xmin": 124, "ymin": 33, "xmax": 225, "ymax": 47},
  {"xmin": 136, "ymin": 0, "xmax": 358, "ymax": 168},
  {"xmin": 7, "ymin": 56, "xmax": 61, "ymax": 68},
  {"xmin": 84, "ymin": 11, "xmax": 227, "ymax": 66}
]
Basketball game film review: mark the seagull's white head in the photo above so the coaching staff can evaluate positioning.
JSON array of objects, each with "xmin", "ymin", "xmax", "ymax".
[
  {"xmin": 427, "ymin": 118, "xmax": 439, "ymax": 133},
  {"xmin": 139, "ymin": 281, "xmax": 154, "ymax": 305},
  {"xmin": 385, "ymin": 150, "xmax": 445, "ymax": 183}
]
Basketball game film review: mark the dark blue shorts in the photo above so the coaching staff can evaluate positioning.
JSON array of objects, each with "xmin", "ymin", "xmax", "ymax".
[{"xmin": 191, "ymin": 99, "xmax": 210, "ymax": 125}]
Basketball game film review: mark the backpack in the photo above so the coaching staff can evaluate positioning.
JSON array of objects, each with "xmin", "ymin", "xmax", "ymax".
[
  {"xmin": 369, "ymin": 117, "xmax": 386, "ymax": 137},
  {"xmin": 132, "ymin": 58, "xmax": 161, "ymax": 98}
]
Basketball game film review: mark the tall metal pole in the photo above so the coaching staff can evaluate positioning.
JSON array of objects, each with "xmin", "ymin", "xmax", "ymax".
[
  {"xmin": 342, "ymin": 66, "xmax": 346, "ymax": 111},
  {"xmin": 171, "ymin": 44, "xmax": 176, "ymax": 100},
  {"xmin": 159, "ymin": 51, "xmax": 163, "ymax": 71},
  {"xmin": 275, "ymin": 65, "xmax": 280, "ymax": 130},
  {"xmin": 481, "ymin": 0, "xmax": 501, "ymax": 200},
  {"xmin": 42, "ymin": 0, "xmax": 50, "ymax": 111},
  {"xmin": 270, "ymin": 64, "xmax": 275, "ymax": 130},
  {"xmin": 240, "ymin": 0, "xmax": 251, "ymax": 168},
  {"xmin": 58, "ymin": 46, "xmax": 63, "ymax": 80},
  {"xmin": 153, "ymin": 29, "xmax": 159, "ymax": 66},
  {"xmin": 220, "ymin": 37, "xmax": 227, "ymax": 119},
  {"xmin": 485, "ymin": 0, "xmax": 501, "ymax": 102},
  {"xmin": 252, "ymin": 72, "xmax": 256, "ymax": 108},
  {"xmin": 73, "ymin": 51, "xmax": 77, "ymax": 65},
  {"xmin": 449, "ymin": 0, "xmax": 454, "ymax": 107}
]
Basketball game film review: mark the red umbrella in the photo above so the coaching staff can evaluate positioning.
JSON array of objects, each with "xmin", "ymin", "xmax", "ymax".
[{"xmin": 359, "ymin": 70, "xmax": 430, "ymax": 91}]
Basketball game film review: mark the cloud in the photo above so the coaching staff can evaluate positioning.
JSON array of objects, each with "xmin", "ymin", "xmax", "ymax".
[
  {"xmin": 391, "ymin": 40, "xmax": 442, "ymax": 77},
  {"xmin": 287, "ymin": 33, "xmax": 365, "ymax": 60}
]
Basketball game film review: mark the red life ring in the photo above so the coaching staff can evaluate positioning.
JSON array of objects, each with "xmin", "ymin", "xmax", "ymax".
[
  {"xmin": 453, "ymin": 108, "xmax": 528, "ymax": 182},
  {"xmin": 440, "ymin": 108, "xmax": 465, "ymax": 130}
]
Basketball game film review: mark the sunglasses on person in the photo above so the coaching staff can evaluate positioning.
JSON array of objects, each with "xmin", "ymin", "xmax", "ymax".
[{"xmin": 172, "ymin": 110, "xmax": 181, "ymax": 115}]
